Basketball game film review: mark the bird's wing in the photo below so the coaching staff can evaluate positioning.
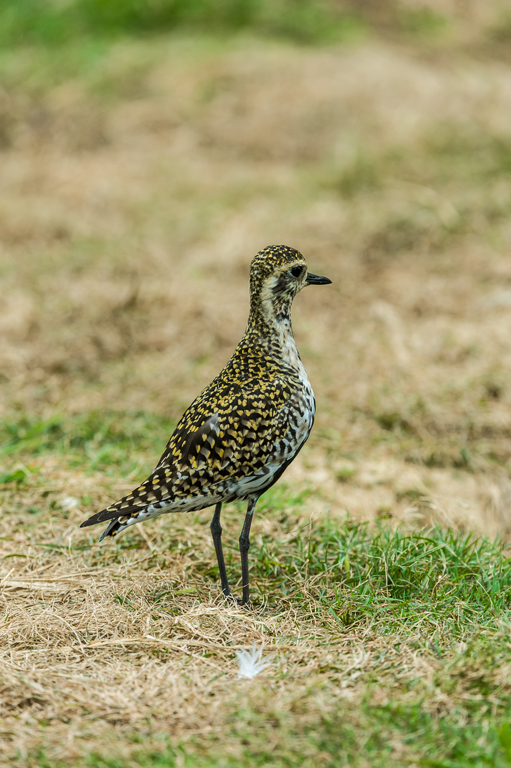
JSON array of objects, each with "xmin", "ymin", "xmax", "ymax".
[{"xmin": 80, "ymin": 376, "xmax": 302, "ymax": 528}]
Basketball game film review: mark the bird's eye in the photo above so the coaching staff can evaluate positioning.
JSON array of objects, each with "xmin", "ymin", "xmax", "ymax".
[{"xmin": 290, "ymin": 265, "xmax": 304, "ymax": 278}]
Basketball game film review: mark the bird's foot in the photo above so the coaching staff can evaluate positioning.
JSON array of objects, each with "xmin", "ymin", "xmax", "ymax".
[{"xmin": 221, "ymin": 591, "xmax": 253, "ymax": 610}]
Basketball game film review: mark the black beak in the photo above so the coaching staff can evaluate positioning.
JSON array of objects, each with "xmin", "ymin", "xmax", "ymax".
[{"xmin": 306, "ymin": 272, "xmax": 332, "ymax": 286}]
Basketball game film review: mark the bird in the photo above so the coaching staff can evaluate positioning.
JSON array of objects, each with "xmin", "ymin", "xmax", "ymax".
[{"xmin": 80, "ymin": 245, "xmax": 331, "ymax": 606}]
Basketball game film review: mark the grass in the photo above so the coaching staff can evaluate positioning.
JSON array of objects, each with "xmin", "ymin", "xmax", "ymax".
[
  {"xmin": 2, "ymin": 441, "xmax": 511, "ymax": 766},
  {"xmin": 0, "ymin": 411, "xmax": 174, "ymax": 474},
  {"xmin": 2, "ymin": 412, "xmax": 511, "ymax": 766},
  {"xmin": 4, "ymin": 0, "xmax": 507, "ymax": 52},
  {"xmin": 29, "ymin": 704, "xmax": 511, "ymax": 767},
  {"xmin": 3, "ymin": 6, "xmax": 511, "ymax": 765},
  {"xmin": 0, "ymin": 0, "xmax": 366, "ymax": 47}
]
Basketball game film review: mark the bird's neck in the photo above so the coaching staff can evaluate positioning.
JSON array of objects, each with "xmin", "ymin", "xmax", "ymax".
[
  {"xmin": 246, "ymin": 297, "xmax": 294, "ymax": 343},
  {"xmin": 243, "ymin": 294, "xmax": 303, "ymax": 373},
  {"xmin": 247, "ymin": 284, "xmax": 294, "ymax": 336}
]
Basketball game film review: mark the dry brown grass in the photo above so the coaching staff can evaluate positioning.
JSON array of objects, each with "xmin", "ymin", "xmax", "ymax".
[
  {"xmin": 2, "ymin": 19, "xmax": 511, "ymax": 764},
  {"xmin": 0, "ymin": 464, "xmax": 411, "ymax": 764}
]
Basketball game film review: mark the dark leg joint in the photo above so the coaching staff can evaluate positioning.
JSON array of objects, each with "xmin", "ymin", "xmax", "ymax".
[{"xmin": 210, "ymin": 517, "xmax": 222, "ymax": 537}]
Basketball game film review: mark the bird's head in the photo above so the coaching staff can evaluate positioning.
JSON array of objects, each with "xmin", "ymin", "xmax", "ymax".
[{"xmin": 248, "ymin": 245, "xmax": 331, "ymax": 331}]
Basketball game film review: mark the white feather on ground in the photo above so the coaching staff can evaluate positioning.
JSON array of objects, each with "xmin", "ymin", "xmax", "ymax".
[{"xmin": 236, "ymin": 644, "xmax": 274, "ymax": 679}]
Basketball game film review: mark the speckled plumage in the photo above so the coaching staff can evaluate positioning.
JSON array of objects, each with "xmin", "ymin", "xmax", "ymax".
[{"xmin": 80, "ymin": 245, "xmax": 331, "ymax": 605}]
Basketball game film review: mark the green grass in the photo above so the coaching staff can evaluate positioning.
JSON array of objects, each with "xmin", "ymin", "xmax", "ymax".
[
  {"xmin": 151, "ymin": 504, "xmax": 511, "ymax": 641},
  {"xmin": 0, "ymin": 410, "xmax": 175, "ymax": 475},
  {"xmin": 24, "ymin": 694, "xmax": 511, "ymax": 767},
  {"xmin": 255, "ymin": 522, "xmax": 511, "ymax": 633},
  {"xmin": 0, "ymin": 0, "xmax": 366, "ymax": 47},
  {"xmin": 32, "ymin": 704, "xmax": 511, "ymax": 768}
]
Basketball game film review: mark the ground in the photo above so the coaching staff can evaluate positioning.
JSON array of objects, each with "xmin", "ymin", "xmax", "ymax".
[{"xmin": 2, "ymin": 3, "xmax": 511, "ymax": 765}]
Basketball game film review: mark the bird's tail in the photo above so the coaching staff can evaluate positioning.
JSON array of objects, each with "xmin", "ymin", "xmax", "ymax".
[{"xmin": 99, "ymin": 518, "xmax": 123, "ymax": 541}]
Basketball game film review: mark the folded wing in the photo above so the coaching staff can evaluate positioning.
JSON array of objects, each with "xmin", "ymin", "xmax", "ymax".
[{"xmin": 80, "ymin": 376, "xmax": 302, "ymax": 529}]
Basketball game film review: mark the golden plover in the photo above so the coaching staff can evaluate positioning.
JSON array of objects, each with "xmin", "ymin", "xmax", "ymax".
[{"xmin": 80, "ymin": 245, "xmax": 331, "ymax": 605}]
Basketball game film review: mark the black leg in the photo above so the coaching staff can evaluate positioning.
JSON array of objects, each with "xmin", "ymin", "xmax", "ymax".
[
  {"xmin": 210, "ymin": 503, "xmax": 231, "ymax": 597},
  {"xmin": 239, "ymin": 498, "xmax": 257, "ymax": 607}
]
